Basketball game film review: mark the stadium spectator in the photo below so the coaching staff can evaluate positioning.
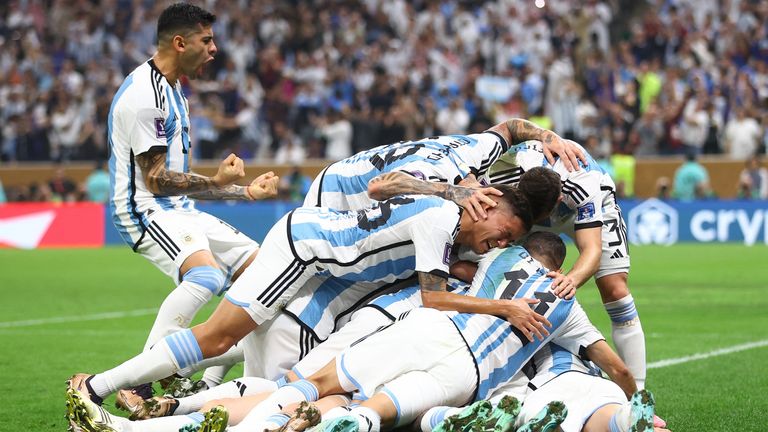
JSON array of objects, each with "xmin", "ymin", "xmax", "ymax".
[
  {"xmin": 84, "ymin": 160, "xmax": 110, "ymax": 203},
  {"xmin": 48, "ymin": 167, "xmax": 77, "ymax": 202},
  {"xmin": 724, "ymin": 107, "xmax": 763, "ymax": 159},
  {"xmin": 738, "ymin": 154, "xmax": 768, "ymax": 199},
  {"xmin": 673, "ymin": 152, "xmax": 712, "ymax": 201}
]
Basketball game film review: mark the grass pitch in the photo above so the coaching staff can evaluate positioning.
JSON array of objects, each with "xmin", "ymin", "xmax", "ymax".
[{"xmin": 0, "ymin": 244, "xmax": 766, "ymax": 431}]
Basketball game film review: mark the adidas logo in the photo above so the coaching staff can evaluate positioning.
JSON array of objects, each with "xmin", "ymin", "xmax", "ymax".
[{"xmin": 610, "ymin": 249, "xmax": 625, "ymax": 259}]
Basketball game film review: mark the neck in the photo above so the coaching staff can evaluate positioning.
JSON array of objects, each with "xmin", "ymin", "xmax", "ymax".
[
  {"xmin": 454, "ymin": 211, "xmax": 472, "ymax": 245},
  {"xmin": 152, "ymin": 50, "xmax": 181, "ymax": 84}
]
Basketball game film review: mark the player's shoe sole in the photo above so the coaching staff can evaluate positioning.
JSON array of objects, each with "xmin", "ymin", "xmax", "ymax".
[
  {"xmin": 629, "ymin": 389, "xmax": 655, "ymax": 432},
  {"xmin": 515, "ymin": 401, "xmax": 567, "ymax": 432},
  {"xmin": 483, "ymin": 395, "xmax": 521, "ymax": 432},
  {"xmin": 314, "ymin": 416, "xmax": 359, "ymax": 432},
  {"xmin": 434, "ymin": 400, "xmax": 493, "ymax": 432},
  {"xmin": 66, "ymin": 388, "xmax": 117, "ymax": 432},
  {"xmin": 198, "ymin": 406, "xmax": 230, "ymax": 432}
]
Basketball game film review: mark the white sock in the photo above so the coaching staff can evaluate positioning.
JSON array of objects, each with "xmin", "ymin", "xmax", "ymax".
[
  {"xmin": 231, "ymin": 380, "xmax": 319, "ymax": 432},
  {"xmin": 90, "ymin": 329, "xmax": 203, "ymax": 399},
  {"xmin": 143, "ymin": 280, "xmax": 214, "ymax": 350},
  {"xmin": 350, "ymin": 406, "xmax": 380, "ymax": 432},
  {"xmin": 177, "ymin": 344, "xmax": 244, "ymax": 380},
  {"xmin": 175, "ymin": 377, "xmax": 279, "ymax": 415},
  {"xmin": 605, "ymin": 295, "xmax": 647, "ymax": 389},
  {"xmin": 420, "ymin": 406, "xmax": 462, "ymax": 432},
  {"xmin": 323, "ymin": 406, "xmax": 353, "ymax": 421},
  {"xmin": 127, "ymin": 413, "xmax": 207, "ymax": 432},
  {"xmin": 608, "ymin": 403, "xmax": 632, "ymax": 432}
]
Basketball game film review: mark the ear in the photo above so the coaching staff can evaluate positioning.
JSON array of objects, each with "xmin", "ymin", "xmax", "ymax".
[
  {"xmin": 557, "ymin": 193, "xmax": 565, "ymax": 204},
  {"xmin": 172, "ymin": 35, "xmax": 186, "ymax": 52}
]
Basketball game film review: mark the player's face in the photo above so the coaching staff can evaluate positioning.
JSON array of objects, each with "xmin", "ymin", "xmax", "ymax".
[
  {"xmin": 181, "ymin": 25, "xmax": 217, "ymax": 79},
  {"xmin": 466, "ymin": 208, "xmax": 528, "ymax": 254}
]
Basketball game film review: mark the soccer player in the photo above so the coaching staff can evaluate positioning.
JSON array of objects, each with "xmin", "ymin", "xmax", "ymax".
[
  {"xmin": 214, "ymin": 233, "xmax": 610, "ymax": 432},
  {"xmin": 68, "ymin": 185, "xmax": 544, "ymax": 410},
  {"xmin": 303, "ymin": 118, "xmax": 585, "ymax": 220},
  {"xmin": 370, "ymin": 139, "xmax": 648, "ymax": 389},
  {"xmin": 103, "ymin": 2, "xmax": 280, "ymax": 407}
]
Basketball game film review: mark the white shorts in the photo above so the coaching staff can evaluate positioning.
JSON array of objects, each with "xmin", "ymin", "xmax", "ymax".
[
  {"xmin": 595, "ymin": 198, "xmax": 630, "ymax": 279},
  {"xmin": 336, "ymin": 308, "xmax": 475, "ymax": 424},
  {"xmin": 515, "ymin": 372, "xmax": 625, "ymax": 432},
  {"xmin": 241, "ymin": 312, "xmax": 320, "ymax": 380},
  {"xmin": 137, "ymin": 210, "xmax": 259, "ymax": 285},
  {"xmin": 292, "ymin": 307, "xmax": 393, "ymax": 379},
  {"xmin": 225, "ymin": 215, "xmax": 318, "ymax": 325}
]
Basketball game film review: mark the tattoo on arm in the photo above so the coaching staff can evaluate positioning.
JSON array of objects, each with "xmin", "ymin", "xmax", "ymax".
[
  {"xmin": 505, "ymin": 118, "xmax": 549, "ymax": 145},
  {"xmin": 136, "ymin": 152, "xmax": 247, "ymax": 200},
  {"xmin": 418, "ymin": 272, "xmax": 447, "ymax": 292},
  {"xmin": 370, "ymin": 172, "xmax": 474, "ymax": 206}
]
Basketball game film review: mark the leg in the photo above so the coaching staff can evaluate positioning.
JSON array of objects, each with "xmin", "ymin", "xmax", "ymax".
[
  {"xmin": 596, "ymin": 272, "xmax": 647, "ymax": 389},
  {"xmin": 71, "ymin": 299, "xmax": 257, "ymax": 403}
]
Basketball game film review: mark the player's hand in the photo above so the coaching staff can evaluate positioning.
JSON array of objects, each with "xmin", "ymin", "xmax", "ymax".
[
  {"xmin": 247, "ymin": 171, "xmax": 279, "ymax": 200},
  {"xmin": 213, "ymin": 153, "xmax": 246, "ymax": 186},
  {"xmin": 458, "ymin": 175, "xmax": 482, "ymax": 188},
  {"xmin": 548, "ymin": 271, "xmax": 577, "ymax": 299},
  {"xmin": 502, "ymin": 298, "xmax": 551, "ymax": 342},
  {"xmin": 540, "ymin": 132, "xmax": 587, "ymax": 171},
  {"xmin": 461, "ymin": 187, "xmax": 503, "ymax": 221}
]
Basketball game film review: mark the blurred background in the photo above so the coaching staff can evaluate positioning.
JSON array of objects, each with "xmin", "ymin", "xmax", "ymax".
[{"xmin": 0, "ymin": 0, "xmax": 766, "ymax": 247}]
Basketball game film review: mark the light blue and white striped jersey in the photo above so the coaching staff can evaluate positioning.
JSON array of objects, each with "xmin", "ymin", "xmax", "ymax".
[
  {"xmin": 289, "ymin": 195, "xmax": 461, "ymax": 282},
  {"xmin": 446, "ymin": 246, "xmax": 603, "ymax": 401},
  {"xmin": 108, "ymin": 59, "xmax": 195, "ymax": 248},
  {"xmin": 307, "ymin": 132, "xmax": 508, "ymax": 209},
  {"xmin": 528, "ymin": 343, "xmax": 602, "ymax": 390},
  {"xmin": 483, "ymin": 140, "xmax": 616, "ymax": 234}
]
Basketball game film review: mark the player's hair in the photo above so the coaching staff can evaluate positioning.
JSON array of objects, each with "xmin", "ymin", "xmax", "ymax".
[
  {"xmin": 157, "ymin": 3, "xmax": 216, "ymax": 44},
  {"xmin": 523, "ymin": 232, "xmax": 566, "ymax": 270},
  {"xmin": 492, "ymin": 184, "xmax": 534, "ymax": 232},
  {"xmin": 518, "ymin": 167, "xmax": 562, "ymax": 222}
]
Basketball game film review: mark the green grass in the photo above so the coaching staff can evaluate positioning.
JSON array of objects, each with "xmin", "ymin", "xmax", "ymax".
[{"xmin": 1, "ymin": 244, "xmax": 767, "ymax": 431}]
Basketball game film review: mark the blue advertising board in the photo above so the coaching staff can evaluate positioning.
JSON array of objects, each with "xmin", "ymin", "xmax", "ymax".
[{"xmin": 103, "ymin": 199, "xmax": 768, "ymax": 247}]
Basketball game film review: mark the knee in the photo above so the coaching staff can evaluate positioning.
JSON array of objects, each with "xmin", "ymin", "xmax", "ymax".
[
  {"xmin": 597, "ymin": 274, "xmax": 630, "ymax": 303},
  {"xmin": 183, "ymin": 266, "xmax": 227, "ymax": 296}
]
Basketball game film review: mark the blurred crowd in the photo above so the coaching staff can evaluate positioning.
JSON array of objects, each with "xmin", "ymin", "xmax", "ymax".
[{"xmin": 1, "ymin": 0, "xmax": 767, "ymax": 201}]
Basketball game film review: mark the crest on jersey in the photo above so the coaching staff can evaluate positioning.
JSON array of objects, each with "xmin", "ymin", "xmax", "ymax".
[
  {"xmin": 576, "ymin": 202, "xmax": 595, "ymax": 221},
  {"xmin": 442, "ymin": 242, "xmax": 453, "ymax": 265},
  {"xmin": 154, "ymin": 118, "xmax": 166, "ymax": 138}
]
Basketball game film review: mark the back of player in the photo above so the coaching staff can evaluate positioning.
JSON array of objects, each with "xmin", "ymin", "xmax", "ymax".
[
  {"xmin": 448, "ymin": 245, "xmax": 603, "ymax": 401},
  {"xmin": 483, "ymin": 140, "xmax": 645, "ymax": 389},
  {"xmin": 304, "ymin": 132, "xmax": 508, "ymax": 210}
]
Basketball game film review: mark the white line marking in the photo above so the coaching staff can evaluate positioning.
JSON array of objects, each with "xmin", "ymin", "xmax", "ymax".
[
  {"xmin": 648, "ymin": 339, "xmax": 768, "ymax": 369},
  {"xmin": 0, "ymin": 309, "xmax": 158, "ymax": 328}
]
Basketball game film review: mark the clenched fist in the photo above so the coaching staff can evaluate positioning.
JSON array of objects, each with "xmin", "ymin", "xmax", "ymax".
[
  {"xmin": 247, "ymin": 171, "xmax": 279, "ymax": 200},
  {"xmin": 213, "ymin": 153, "xmax": 246, "ymax": 187}
]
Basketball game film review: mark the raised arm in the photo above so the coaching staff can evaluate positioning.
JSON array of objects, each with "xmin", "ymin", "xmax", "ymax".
[
  {"xmin": 368, "ymin": 171, "xmax": 502, "ymax": 221},
  {"xmin": 136, "ymin": 151, "xmax": 278, "ymax": 200},
  {"xmin": 417, "ymin": 271, "xmax": 552, "ymax": 342},
  {"xmin": 487, "ymin": 118, "xmax": 587, "ymax": 170}
]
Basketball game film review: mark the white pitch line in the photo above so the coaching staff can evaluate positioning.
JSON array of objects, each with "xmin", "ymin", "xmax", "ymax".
[
  {"xmin": 648, "ymin": 339, "xmax": 768, "ymax": 369},
  {"xmin": 0, "ymin": 308, "xmax": 158, "ymax": 328}
]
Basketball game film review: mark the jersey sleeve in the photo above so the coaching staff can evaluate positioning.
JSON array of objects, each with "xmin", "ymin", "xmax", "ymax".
[
  {"xmin": 458, "ymin": 132, "xmax": 509, "ymax": 178},
  {"xmin": 128, "ymin": 107, "xmax": 170, "ymax": 156},
  {"xmin": 409, "ymin": 201, "xmax": 461, "ymax": 277},
  {"xmin": 558, "ymin": 166, "xmax": 605, "ymax": 230},
  {"xmin": 551, "ymin": 301, "xmax": 605, "ymax": 356}
]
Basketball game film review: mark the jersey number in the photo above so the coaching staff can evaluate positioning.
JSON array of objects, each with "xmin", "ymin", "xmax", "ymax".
[
  {"xmin": 356, "ymin": 196, "xmax": 415, "ymax": 231},
  {"xmin": 369, "ymin": 144, "xmax": 425, "ymax": 170}
]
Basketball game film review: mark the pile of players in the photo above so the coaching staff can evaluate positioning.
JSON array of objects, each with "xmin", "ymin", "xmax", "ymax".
[{"xmin": 65, "ymin": 4, "xmax": 668, "ymax": 432}]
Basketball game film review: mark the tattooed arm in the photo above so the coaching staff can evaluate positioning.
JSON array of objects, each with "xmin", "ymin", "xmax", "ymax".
[
  {"xmin": 487, "ymin": 118, "xmax": 587, "ymax": 170},
  {"xmin": 136, "ymin": 151, "xmax": 278, "ymax": 200},
  {"xmin": 368, "ymin": 171, "xmax": 502, "ymax": 221},
  {"xmin": 417, "ymin": 270, "xmax": 552, "ymax": 342}
]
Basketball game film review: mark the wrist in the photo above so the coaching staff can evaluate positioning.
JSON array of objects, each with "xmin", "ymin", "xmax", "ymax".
[{"xmin": 245, "ymin": 185, "xmax": 256, "ymax": 201}]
